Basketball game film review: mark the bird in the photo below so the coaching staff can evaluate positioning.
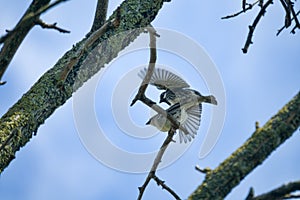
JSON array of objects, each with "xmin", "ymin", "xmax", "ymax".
[
  {"xmin": 139, "ymin": 67, "xmax": 217, "ymax": 143},
  {"xmin": 138, "ymin": 67, "xmax": 217, "ymax": 108},
  {"xmin": 146, "ymin": 103, "xmax": 202, "ymax": 143}
]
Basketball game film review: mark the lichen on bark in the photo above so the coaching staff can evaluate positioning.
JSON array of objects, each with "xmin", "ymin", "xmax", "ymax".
[
  {"xmin": 0, "ymin": 0, "xmax": 166, "ymax": 173},
  {"xmin": 189, "ymin": 91, "xmax": 300, "ymax": 199}
]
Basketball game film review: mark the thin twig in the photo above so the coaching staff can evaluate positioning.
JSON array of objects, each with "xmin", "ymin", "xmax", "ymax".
[
  {"xmin": 279, "ymin": 0, "xmax": 292, "ymax": 27},
  {"xmin": 137, "ymin": 129, "xmax": 180, "ymax": 200},
  {"xmin": 290, "ymin": 3, "xmax": 300, "ymax": 34},
  {"xmin": 221, "ymin": 1, "xmax": 259, "ymax": 19},
  {"xmin": 0, "ymin": 0, "xmax": 69, "ymax": 84},
  {"xmin": 35, "ymin": 19, "xmax": 70, "ymax": 33},
  {"xmin": 243, "ymin": 0, "xmax": 247, "ymax": 12},
  {"xmin": 242, "ymin": 0, "xmax": 273, "ymax": 54},
  {"xmin": 259, "ymin": 0, "xmax": 264, "ymax": 7},
  {"xmin": 131, "ymin": 26, "xmax": 158, "ymax": 106},
  {"xmin": 246, "ymin": 181, "xmax": 300, "ymax": 200},
  {"xmin": 153, "ymin": 174, "xmax": 181, "ymax": 200},
  {"xmin": 130, "ymin": 27, "xmax": 187, "ymax": 133},
  {"xmin": 26, "ymin": 0, "xmax": 70, "ymax": 20},
  {"xmin": 195, "ymin": 165, "xmax": 212, "ymax": 174},
  {"xmin": 277, "ymin": 10, "xmax": 300, "ymax": 35},
  {"xmin": 130, "ymin": 26, "xmax": 181, "ymax": 200}
]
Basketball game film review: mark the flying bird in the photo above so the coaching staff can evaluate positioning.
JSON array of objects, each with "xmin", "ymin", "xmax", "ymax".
[
  {"xmin": 146, "ymin": 103, "xmax": 201, "ymax": 143},
  {"xmin": 139, "ymin": 67, "xmax": 217, "ymax": 143},
  {"xmin": 138, "ymin": 68, "xmax": 217, "ymax": 108}
]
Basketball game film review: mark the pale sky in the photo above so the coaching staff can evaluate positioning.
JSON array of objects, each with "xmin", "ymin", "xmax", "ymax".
[{"xmin": 0, "ymin": 1, "xmax": 299, "ymax": 200}]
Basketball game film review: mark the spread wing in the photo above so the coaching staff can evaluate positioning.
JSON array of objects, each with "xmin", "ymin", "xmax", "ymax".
[
  {"xmin": 178, "ymin": 104, "xmax": 202, "ymax": 143},
  {"xmin": 138, "ymin": 68, "xmax": 190, "ymax": 90}
]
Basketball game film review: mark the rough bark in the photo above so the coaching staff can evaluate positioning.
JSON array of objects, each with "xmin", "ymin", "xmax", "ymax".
[
  {"xmin": 0, "ymin": 0, "xmax": 51, "ymax": 81},
  {"xmin": 0, "ymin": 0, "xmax": 166, "ymax": 173},
  {"xmin": 189, "ymin": 91, "xmax": 300, "ymax": 199}
]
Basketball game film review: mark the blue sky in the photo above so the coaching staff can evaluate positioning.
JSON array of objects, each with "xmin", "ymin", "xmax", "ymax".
[{"xmin": 0, "ymin": 1, "xmax": 299, "ymax": 200}]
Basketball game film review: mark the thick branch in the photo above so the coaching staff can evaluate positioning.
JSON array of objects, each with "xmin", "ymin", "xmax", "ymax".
[
  {"xmin": 91, "ymin": 0, "xmax": 109, "ymax": 32},
  {"xmin": 188, "ymin": 91, "xmax": 300, "ymax": 199},
  {"xmin": 0, "ymin": 0, "xmax": 167, "ymax": 173},
  {"xmin": 247, "ymin": 181, "xmax": 300, "ymax": 200}
]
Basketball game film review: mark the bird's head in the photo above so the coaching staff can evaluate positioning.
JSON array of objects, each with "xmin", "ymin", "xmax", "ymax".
[{"xmin": 159, "ymin": 91, "xmax": 171, "ymax": 105}]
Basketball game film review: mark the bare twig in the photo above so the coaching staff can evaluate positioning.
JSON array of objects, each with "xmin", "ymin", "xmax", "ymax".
[
  {"xmin": 242, "ymin": 0, "xmax": 273, "ymax": 54},
  {"xmin": 35, "ymin": 19, "xmax": 70, "ymax": 33},
  {"xmin": 290, "ymin": 3, "xmax": 300, "ymax": 34},
  {"xmin": 195, "ymin": 165, "xmax": 212, "ymax": 174},
  {"xmin": 279, "ymin": 0, "xmax": 292, "ymax": 27},
  {"xmin": 27, "ymin": 0, "xmax": 70, "ymax": 20},
  {"xmin": 277, "ymin": 10, "xmax": 300, "ymax": 35},
  {"xmin": 222, "ymin": 1, "xmax": 259, "ymax": 19},
  {"xmin": 130, "ymin": 26, "xmax": 181, "ymax": 200},
  {"xmin": 152, "ymin": 171, "xmax": 181, "ymax": 199},
  {"xmin": 246, "ymin": 181, "xmax": 300, "ymax": 200},
  {"xmin": 131, "ymin": 26, "xmax": 158, "ymax": 107},
  {"xmin": 243, "ymin": 0, "xmax": 247, "ymax": 12},
  {"xmin": 91, "ymin": 0, "xmax": 109, "ymax": 32},
  {"xmin": 0, "ymin": 0, "xmax": 169, "ymax": 174},
  {"xmin": 0, "ymin": 0, "xmax": 69, "ymax": 84},
  {"xmin": 137, "ymin": 129, "xmax": 180, "ymax": 200}
]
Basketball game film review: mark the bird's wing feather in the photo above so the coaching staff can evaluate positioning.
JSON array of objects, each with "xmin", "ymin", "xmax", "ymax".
[
  {"xmin": 138, "ymin": 68, "xmax": 190, "ymax": 90},
  {"xmin": 178, "ymin": 104, "xmax": 202, "ymax": 143}
]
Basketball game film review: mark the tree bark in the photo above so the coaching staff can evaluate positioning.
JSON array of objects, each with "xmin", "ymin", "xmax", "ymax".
[
  {"xmin": 0, "ymin": 0, "xmax": 51, "ymax": 81},
  {"xmin": 189, "ymin": 91, "xmax": 300, "ymax": 199},
  {"xmin": 0, "ymin": 0, "xmax": 166, "ymax": 173}
]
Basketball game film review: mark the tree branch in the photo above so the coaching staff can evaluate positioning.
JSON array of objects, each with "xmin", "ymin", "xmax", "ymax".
[
  {"xmin": 35, "ymin": 19, "xmax": 70, "ymax": 33},
  {"xmin": 91, "ymin": 0, "xmax": 109, "ymax": 32},
  {"xmin": 277, "ymin": 10, "xmax": 300, "ymax": 36},
  {"xmin": 279, "ymin": 0, "xmax": 292, "ymax": 28},
  {"xmin": 242, "ymin": 0, "xmax": 273, "ymax": 54},
  {"xmin": 0, "ymin": 0, "xmax": 167, "ymax": 173},
  {"xmin": 130, "ymin": 26, "xmax": 180, "ymax": 200},
  {"xmin": 246, "ymin": 181, "xmax": 300, "ymax": 200},
  {"xmin": 0, "ymin": 0, "xmax": 50, "ymax": 84},
  {"xmin": 0, "ymin": 0, "xmax": 69, "ymax": 84},
  {"xmin": 138, "ymin": 129, "xmax": 180, "ymax": 200},
  {"xmin": 221, "ymin": 1, "xmax": 259, "ymax": 19},
  {"xmin": 131, "ymin": 26, "xmax": 157, "ymax": 107},
  {"xmin": 188, "ymin": 91, "xmax": 300, "ymax": 199}
]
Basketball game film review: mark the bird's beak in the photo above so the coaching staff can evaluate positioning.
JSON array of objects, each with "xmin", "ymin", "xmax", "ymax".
[{"xmin": 145, "ymin": 120, "xmax": 151, "ymax": 125}]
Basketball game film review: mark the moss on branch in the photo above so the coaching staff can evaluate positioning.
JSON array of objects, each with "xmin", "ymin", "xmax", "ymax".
[
  {"xmin": 0, "ymin": 0, "xmax": 166, "ymax": 173},
  {"xmin": 189, "ymin": 91, "xmax": 300, "ymax": 199}
]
